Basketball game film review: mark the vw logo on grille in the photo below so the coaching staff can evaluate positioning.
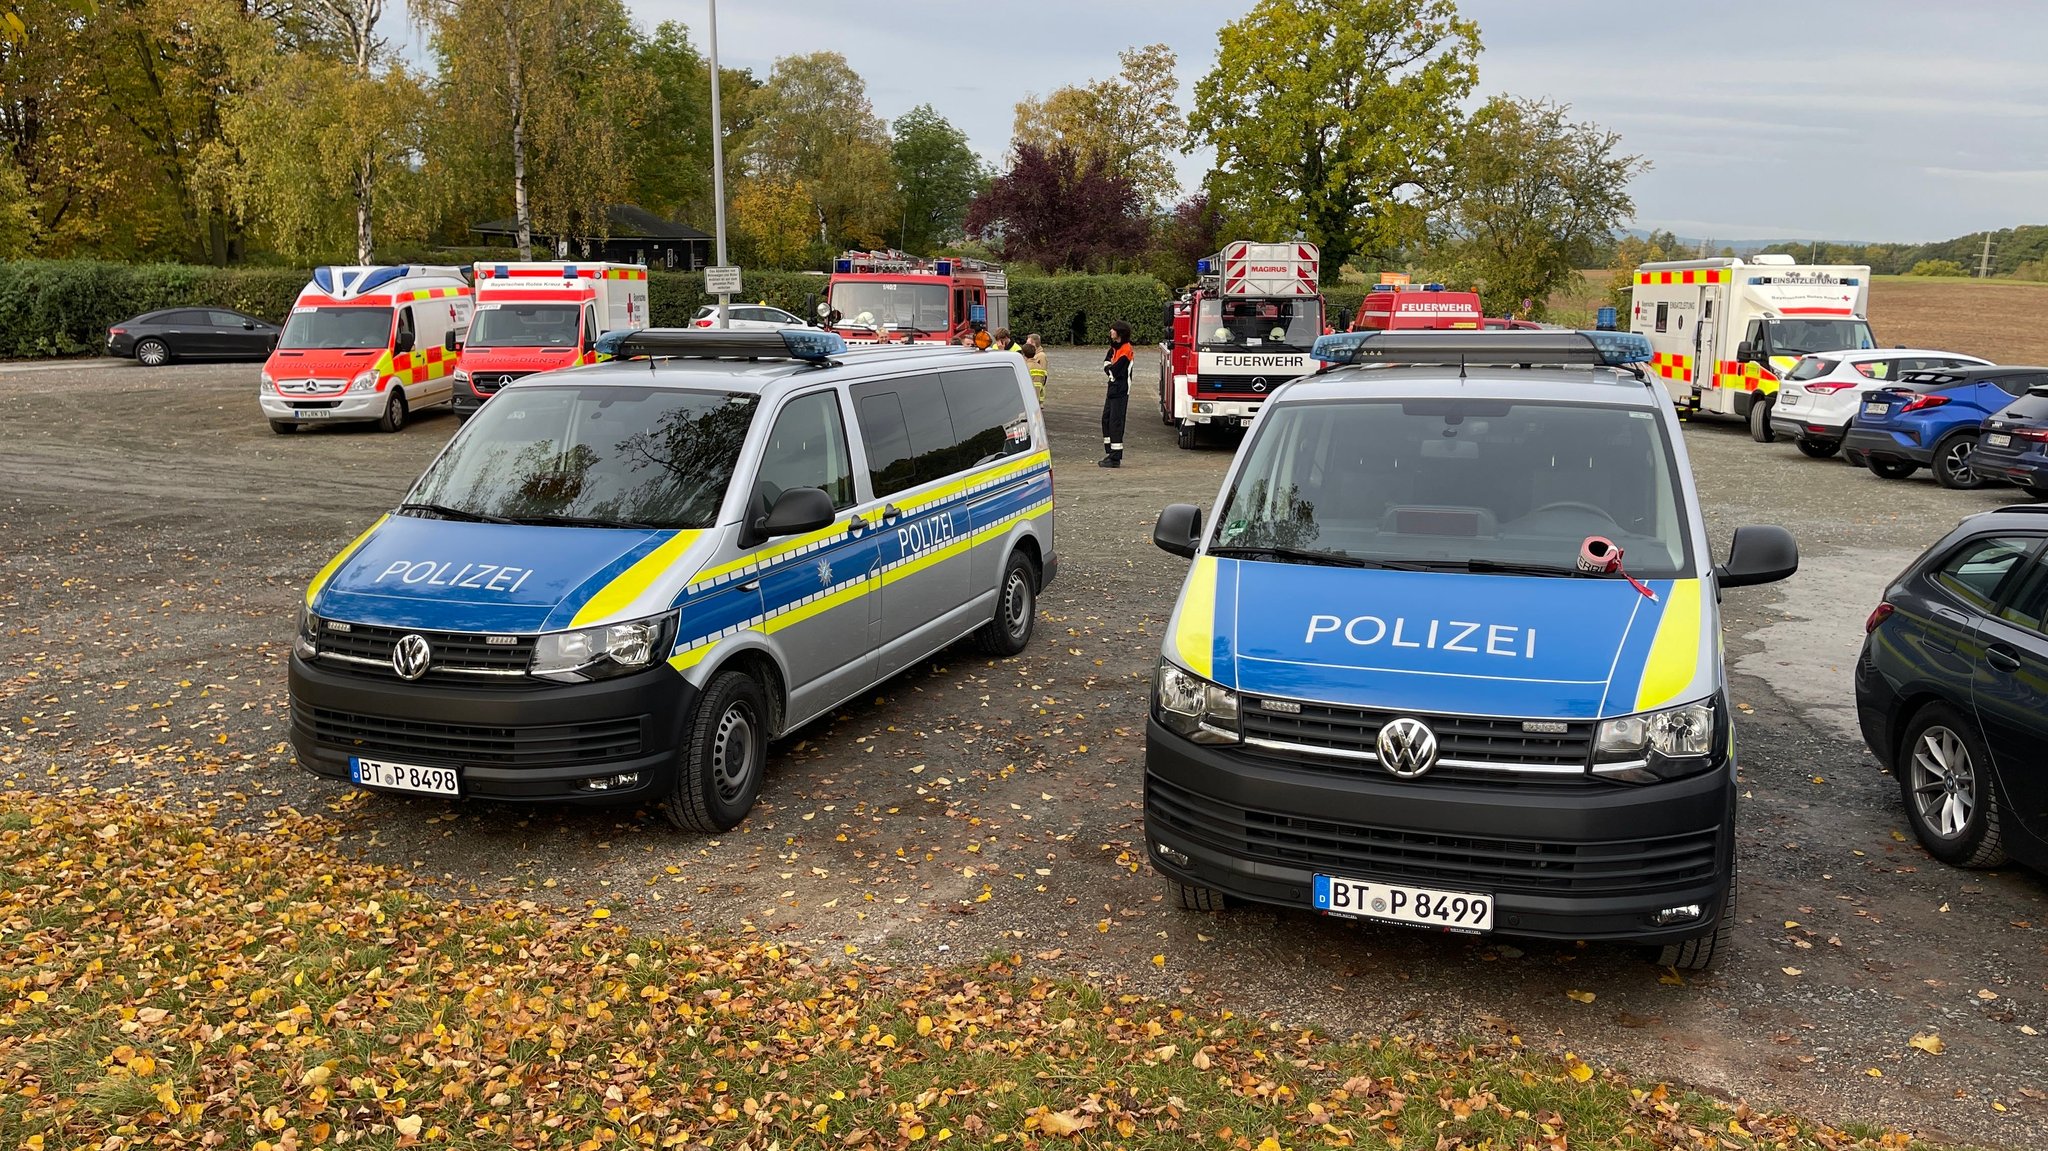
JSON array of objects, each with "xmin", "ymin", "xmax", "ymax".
[
  {"xmin": 1251, "ymin": 378, "xmax": 1269, "ymax": 392},
  {"xmin": 1376, "ymin": 716, "xmax": 1438, "ymax": 778},
  {"xmin": 391, "ymin": 633, "xmax": 433, "ymax": 680}
]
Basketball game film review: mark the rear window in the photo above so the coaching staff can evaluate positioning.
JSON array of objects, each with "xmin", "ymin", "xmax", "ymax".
[
  {"xmin": 1786, "ymin": 356, "xmax": 1837, "ymax": 382},
  {"xmin": 2003, "ymin": 389, "xmax": 2048, "ymax": 419}
]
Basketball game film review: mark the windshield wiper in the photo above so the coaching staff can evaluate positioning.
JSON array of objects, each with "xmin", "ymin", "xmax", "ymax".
[
  {"xmin": 396, "ymin": 502, "xmax": 514, "ymax": 524},
  {"xmin": 1458, "ymin": 559, "xmax": 1596, "ymax": 577},
  {"xmin": 508, "ymin": 513, "xmax": 667, "ymax": 530},
  {"xmin": 1208, "ymin": 544, "xmax": 1420, "ymax": 570}
]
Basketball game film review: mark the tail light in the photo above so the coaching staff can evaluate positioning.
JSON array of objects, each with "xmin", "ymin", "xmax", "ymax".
[
  {"xmin": 1804, "ymin": 380, "xmax": 1855, "ymax": 394},
  {"xmin": 2014, "ymin": 427, "xmax": 2048, "ymax": 443},
  {"xmin": 695, "ymin": 318, "xmax": 713, "ymax": 327},
  {"xmin": 109, "ymin": 327, "xmax": 126, "ymax": 335},
  {"xmin": 1865, "ymin": 602, "xmax": 1894, "ymax": 633},
  {"xmin": 1900, "ymin": 393, "xmax": 1951, "ymax": 413}
]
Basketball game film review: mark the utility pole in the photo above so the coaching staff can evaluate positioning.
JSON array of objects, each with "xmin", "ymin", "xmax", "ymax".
[
  {"xmin": 1978, "ymin": 232, "xmax": 1995, "ymax": 279},
  {"xmin": 707, "ymin": 0, "xmax": 730, "ymax": 328}
]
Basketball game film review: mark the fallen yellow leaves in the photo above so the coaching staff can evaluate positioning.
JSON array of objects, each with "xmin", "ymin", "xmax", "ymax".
[
  {"xmin": 1565, "ymin": 989, "xmax": 1596, "ymax": 1004},
  {"xmin": 1908, "ymin": 1032, "xmax": 1946, "ymax": 1055}
]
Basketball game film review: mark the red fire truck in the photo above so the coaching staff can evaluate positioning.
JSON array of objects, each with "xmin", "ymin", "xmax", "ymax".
[
  {"xmin": 817, "ymin": 250, "xmax": 1008, "ymax": 345},
  {"xmin": 1158, "ymin": 241, "xmax": 1322, "ymax": 449},
  {"xmin": 1348, "ymin": 283, "xmax": 1485, "ymax": 331}
]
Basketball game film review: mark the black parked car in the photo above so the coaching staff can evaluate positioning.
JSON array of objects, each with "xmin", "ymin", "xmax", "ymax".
[
  {"xmin": 106, "ymin": 308, "xmax": 279, "ymax": 366},
  {"xmin": 1856, "ymin": 505, "xmax": 2048, "ymax": 872},
  {"xmin": 1970, "ymin": 383, "xmax": 2048, "ymax": 500}
]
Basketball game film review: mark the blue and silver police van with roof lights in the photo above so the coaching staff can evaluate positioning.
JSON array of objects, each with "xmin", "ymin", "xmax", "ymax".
[
  {"xmin": 1144, "ymin": 330, "xmax": 1798, "ymax": 969},
  {"xmin": 290, "ymin": 328, "xmax": 1055, "ymax": 831}
]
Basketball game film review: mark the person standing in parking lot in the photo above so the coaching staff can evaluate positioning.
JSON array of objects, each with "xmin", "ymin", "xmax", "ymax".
[
  {"xmin": 1100, "ymin": 321, "xmax": 1133, "ymax": 468},
  {"xmin": 1022, "ymin": 333, "xmax": 1048, "ymax": 405}
]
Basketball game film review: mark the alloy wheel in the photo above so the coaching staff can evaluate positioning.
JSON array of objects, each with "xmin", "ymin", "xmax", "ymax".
[{"xmin": 1909, "ymin": 725, "xmax": 1977, "ymax": 839}]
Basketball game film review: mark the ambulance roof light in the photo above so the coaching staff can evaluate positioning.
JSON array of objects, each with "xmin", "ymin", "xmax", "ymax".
[{"xmin": 1308, "ymin": 330, "xmax": 1653, "ymax": 369}]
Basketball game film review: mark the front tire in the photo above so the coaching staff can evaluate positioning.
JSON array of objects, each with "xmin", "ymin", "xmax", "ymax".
[
  {"xmin": 1795, "ymin": 437, "xmax": 1840, "ymax": 459},
  {"xmin": 136, "ymin": 339, "xmax": 170, "ymax": 367},
  {"xmin": 1172, "ymin": 880, "xmax": 1229, "ymax": 911},
  {"xmin": 267, "ymin": 419, "xmax": 297, "ymax": 435},
  {"xmin": 377, "ymin": 388, "xmax": 407, "ymax": 433},
  {"xmin": 1867, "ymin": 457, "xmax": 1920, "ymax": 480},
  {"xmin": 1748, "ymin": 396, "xmax": 1775, "ymax": 442},
  {"xmin": 1656, "ymin": 860, "xmax": 1736, "ymax": 971},
  {"xmin": 1175, "ymin": 423, "xmax": 1196, "ymax": 450},
  {"xmin": 662, "ymin": 669, "xmax": 770, "ymax": 833},
  {"xmin": 1898, "ymin": 705, "xmax": 2006, "ymax": 868},
  {"xmin": 972, "ymin": 550, "xmax": 1038, "ymax": 656},
  {"xmin": 1932, "ymin": 431, "xmax": 1986, "ymax": 490}
]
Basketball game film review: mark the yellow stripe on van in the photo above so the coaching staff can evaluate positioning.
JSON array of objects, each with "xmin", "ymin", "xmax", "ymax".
[
  {"xmin": 1634, "ymin": 579, "xmax": 1703, "ymax": 711},
  {"xmin": 894, "ymin": 450, "xmax": 1051, "ymax": 514},
  {"xmin": 1173, "ymin": 556, "xmax": 1218, "ymax": 681},
  {"xmin": 570, "ymin": 530, "xmax": 703, "ymax": 628},
  {"xmin": 305, "ymin": 515, "xmax": 387, "ymax": 606}
]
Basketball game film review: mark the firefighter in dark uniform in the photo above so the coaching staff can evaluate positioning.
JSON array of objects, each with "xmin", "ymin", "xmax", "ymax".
[{"xmin": 1100, "ymin": 321, "xmax": 1133, "ymax": 468}]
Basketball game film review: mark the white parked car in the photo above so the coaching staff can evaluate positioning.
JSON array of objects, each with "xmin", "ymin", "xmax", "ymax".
[
  {"xmin": 1771, "ymin": 348, "xmax": 1992, "ymax": 458},
  {"xmin": 690, "ymin": 304, "xmax": 809, "ymax": 330}
]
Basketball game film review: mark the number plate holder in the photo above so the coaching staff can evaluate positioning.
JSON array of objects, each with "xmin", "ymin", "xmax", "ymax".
[
  {"xmin": 1313, "ymin": 873, "xmax": 1493, "ymax": 933},
  {"xmin": 350, "ymin": 756, "xmax": 460, "ymax": 796}
]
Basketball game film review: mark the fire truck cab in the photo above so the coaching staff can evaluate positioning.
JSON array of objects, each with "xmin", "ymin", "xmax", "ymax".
[
  {"xmin": 1349, "ymin": 284, "xmax": 1485, "ymax": 331},
  {"xmin": 819, "ymin": 250, "xmax": 1007, "ymax": 346},
  {"xmin": 1158, "ymin": 241, "xmax": 1323, "ymax": 450}
]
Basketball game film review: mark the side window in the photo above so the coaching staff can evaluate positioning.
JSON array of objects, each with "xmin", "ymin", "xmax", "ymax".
[
  {"xmin": 209, "ymin": 310, "xmax": 246, "ymax": 327},
  {"xmin": 1856, "ymin": 359, "xmax": 1896, "ymax": 380},
  {"xmin": 395, "ymin": 306, "xmax": 416, "ymax": 351},
  {"xmin": 755, "ymin": 390, "xmax": 855, "ymax": 511},
  {"xmin": 168, "ymin": 310, "xmax": 210, "ymax": 325},
  {"xmin": 1931, "ymin": 535, "xmax": 2034, "ymax": 612},
  {"xmin": 1744, "ymin": 319, "xmax": 1765, "ymax": 350},
  {"xmin": 1996, "ymin": 552, "xmax": 2048, "ymax": 635},
  {"xmin": 1994, "ymin": 372, "xmax": 2032, "ymax": 397},
  {"xmin": 1654, "ymin": 302, "xmax": 1668, "ymax": 333},
  {"xmin": 582, "ymin": 304, "xmax": 597, "ymax": 345},
  {"xmin": 937, "ymin": 367, "xmax": 1031, "ymax": 470},
  {"xmin": 952, "ymin": 289, "xmax": 966, "ymax": 326},
  {"xmin": 853, "ymin": 375, "xmax": 956, "ymax": 497}
]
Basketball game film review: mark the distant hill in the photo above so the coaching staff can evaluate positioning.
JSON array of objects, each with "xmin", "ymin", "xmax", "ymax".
[{"xmin": 1617, "ymin": 225, "xmax": 2048, "ymax": 278}]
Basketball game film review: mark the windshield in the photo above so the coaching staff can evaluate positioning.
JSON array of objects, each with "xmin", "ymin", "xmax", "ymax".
[
  {"xmin": 1213, "ymin": 398, "xmax": 1693, "ymax": 576},
  {"xmin": 467, "ymin": 304, "xmax": 580, "ymax": 349},
  {"xmin": 279, "ymin": 307, "xmax": 393, "ymax": 350},
  {"xmin": 405, "ymin": 386, "xmax": 759, "ymax": 530},
  {"xmin": 1768, "ymin": 318, "xmax": 1874, "ymax": 357},
  {"xmin": 1197, "ymin": 297, "xmax": 1322, "ymax": 349},
  {"xmin": 828, "ymin": 282, "xmax": 949, "ymax": 332}
]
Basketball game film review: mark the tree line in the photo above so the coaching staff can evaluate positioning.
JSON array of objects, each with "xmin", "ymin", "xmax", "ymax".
[{"xmin": 3, "ymin": 0, "xmax": 1662, "ymax": 317}]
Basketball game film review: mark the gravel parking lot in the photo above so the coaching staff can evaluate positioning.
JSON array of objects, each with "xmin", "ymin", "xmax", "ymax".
[{"xmin": 2, "ymin": 348, "xmax": 2044, "ymax": 1146}]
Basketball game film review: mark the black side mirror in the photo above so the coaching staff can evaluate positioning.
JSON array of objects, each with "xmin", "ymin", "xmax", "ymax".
[
  {"xmin": 1161, "ymin": 302, "xmax": 1177, "ymax": 344},
  {"xmin": 395, "ymin": 332, "xmax": 415, "ymax": 355},
  {"xmin": 443, "ymin": 330, "xmax": 458, "ymax": 353},
  {"xmin": 1716, "ymin": 525, "xmax": 1798, "ymax": 588},
  {"xmin": 1735, "ymin": 340, "xmax": 1755, "ymax": 362},
  {"xmin": 1153, "ymin": 503, "xmax": 1203, "ymax": 559},
  {"xmin": 243, "ymin": 320, "xmax": 256, "ymax": 330},
  {"xmin": 757, "ymin": 487, "xmax": 835, "ymax": 543}
]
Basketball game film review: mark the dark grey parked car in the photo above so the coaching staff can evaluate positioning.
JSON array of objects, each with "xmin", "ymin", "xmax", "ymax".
[{"xmin": 107, "ymin": 308, "xmax": 280, "ymax": 366}]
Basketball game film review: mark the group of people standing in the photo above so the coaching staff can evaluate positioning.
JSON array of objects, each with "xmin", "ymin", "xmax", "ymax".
[{"xmin": 954, "ymin": 321, "xmax": 1140, "ymax": 471}]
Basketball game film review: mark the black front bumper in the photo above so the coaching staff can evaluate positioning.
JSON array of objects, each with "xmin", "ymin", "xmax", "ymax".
[
  {"xmin": 288, "ymin": 653, "xmax": 695, "ymax": 804},
  {"xmin": 1143, "ymin": 719, "xmax": 1735, "ymax": 945},
  {"xmin": 1843, "ymin": 427, "xmax": 1929, "ymax": 465},
  {"xmin": 451, "ymin": 377, "xmax": 484, "ymax": 416}
]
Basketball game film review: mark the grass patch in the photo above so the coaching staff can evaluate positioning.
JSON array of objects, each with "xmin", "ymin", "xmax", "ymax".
[{"xmin": 0, "ymin": 790, "xmax": 1950, "ymax": 1149}]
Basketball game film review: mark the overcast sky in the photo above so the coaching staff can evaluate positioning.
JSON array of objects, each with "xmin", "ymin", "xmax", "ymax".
[{"xmin": 422, "ymin": 1, "xmax": 2048, "ymax": 244}]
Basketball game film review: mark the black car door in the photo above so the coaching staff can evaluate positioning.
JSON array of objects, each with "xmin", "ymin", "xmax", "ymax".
[
  {"xmin": 157, "ymin": 309, "xmax": 211, "ymax": 355},
  {"xmin": 211, "ymin": 310, "xmax": 270, "ymax": 357},
  {"xmin": 1973, "ymin": 540, "xmax": 2048, "ymax": 842}
]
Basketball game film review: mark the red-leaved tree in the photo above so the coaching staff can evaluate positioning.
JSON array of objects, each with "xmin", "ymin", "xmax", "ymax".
[{"xmin": 965, "ymin": 143, "xmax": 1149, "ymax": 272}]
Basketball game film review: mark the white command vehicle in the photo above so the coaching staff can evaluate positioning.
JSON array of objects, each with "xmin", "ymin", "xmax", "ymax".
[
  {"xmin": 1160, "ymin": 241, "xmax": 1323, "ymax": 449},
  {"xmin": 261, "ymin": 265, "xmax": 475, "ymax": 434},
  {"xmin": 1629, "ymin": 255, "xmax": 1875, "ymax": 441},
  {"xmin": 1771, "ymin": 348, "xmax": 1992, "ymax": 459},
  {"xmin": 456, "ymin": 262, "xmax": 650, "ymax": 417}
]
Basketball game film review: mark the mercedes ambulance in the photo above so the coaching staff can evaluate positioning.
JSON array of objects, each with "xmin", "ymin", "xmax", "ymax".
[
  {"xmin": 290, "ymin": 329, "xmax": 1055, "ymax": 832},
  {"xmin": 1144, "ymin": 330, "xmax": 1798, "ymax": 969},
  {"xmin": 452, "ymin": 261, "xmax": 650, "ymax": 418},
  {"xmin": 260, "ymin": 265, "xmax": 474, "ymax": 433}
]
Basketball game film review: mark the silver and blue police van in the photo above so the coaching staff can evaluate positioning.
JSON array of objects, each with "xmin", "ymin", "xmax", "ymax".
[
  {"xmin": 289, "ymin": 329, "xmax": 1055, "ymax": 831},
  {"xmin": 1144, "ymin": 330, "xmax": 1797, "ymax": 969}
]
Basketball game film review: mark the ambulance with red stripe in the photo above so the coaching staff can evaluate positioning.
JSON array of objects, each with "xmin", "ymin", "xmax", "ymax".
[
  {"xmin": 260, "ymin": 265, "xmax": 474, "ymax": 434},
  {"xmin": 453, "ymin": 262, "xmax": 650, "ymax": 418},
  {"xmin": 1629, "ymin": 255, "xmax": 1874, "ymax": 440}
]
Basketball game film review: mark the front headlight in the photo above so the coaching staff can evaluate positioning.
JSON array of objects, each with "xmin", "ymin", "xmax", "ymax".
[
  {"xmin": 1594, "ymin": 698, "xmax": 1719, "ymax": 783},
  {"xmin": 452, "ymin": 368, "xmax": 470, "ymax": 384},
  {"xmin": 1154, "ymin": 661, "xmax": 1240, "ymax": 744},
  {"xmin": 260, "ymin": 370, "xmax": 275, "ymax": 392},
  {"xmin": 294, "ymin": 604, "xmax": 320, "ymax": 660},
  {"xmin": 348, "ymin": 368, "xmax": 380, "ymax": 393},
  {"xmin": 530, "ymin": 612, "xmax": 676, "ymax": 682}
]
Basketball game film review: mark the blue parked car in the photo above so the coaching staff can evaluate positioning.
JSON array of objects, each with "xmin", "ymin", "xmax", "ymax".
[
  {"xmin": 1845, "ymin": 365, "xmax": 2048, "ymax": 489},
  {"xmin": 1969, "ymin": 384, "xmax": 2048, "ymax": 500}
]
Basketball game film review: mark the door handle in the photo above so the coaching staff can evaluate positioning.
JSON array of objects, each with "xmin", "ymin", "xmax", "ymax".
[
  {"xmin": 1986, "ymin": 645, "xmax": 2023, "ymax": 673},
  {"xmin": 739, "ymin": 579, "xmax": 761, "ymax": 592},
  {"xmin": 882, "ymin": 504, "xmax": 903, "ymax": 523},
  {"xmin": 1932, "ymin": 606, "xmax": 1969, "ymax": 625},
  {"xmin": 846, "ymin": 514, "xmax": 869, "ymax": 535}
]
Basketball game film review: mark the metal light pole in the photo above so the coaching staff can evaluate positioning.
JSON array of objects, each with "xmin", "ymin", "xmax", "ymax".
[{"xmin": 707, "ymin": 0, "xmax": 730, "ymax": 329}]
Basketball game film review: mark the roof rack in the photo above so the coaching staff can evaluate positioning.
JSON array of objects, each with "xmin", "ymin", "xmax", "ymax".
[
  {"xmin": 594, "ymin": 328, "xmax": 846, "ymax": 365},
  {"xmin": 1309, "ymin": 329, "xmax": 1652, "ymax": 369},
  {"xmin": 1987, "ymin": 503, "xmax": 2048, "ymax": 515}
]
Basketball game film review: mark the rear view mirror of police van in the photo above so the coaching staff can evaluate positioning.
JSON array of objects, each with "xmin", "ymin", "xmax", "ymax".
[
  {"xmin": 1716, "ymin": 525, "xmax": 1799, "ymax": 589},
  {"xmin": 1154, "ymin": 503, "xmax": 1203, "ymax": 559}
]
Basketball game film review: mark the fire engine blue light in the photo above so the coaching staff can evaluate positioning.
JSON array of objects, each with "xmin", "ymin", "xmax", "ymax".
[
  {"xmin": 1196, "ymin": 259, "xmax": 1213, "ymax": 275},
  {"xmin": 1423, "ymin": 283, "xmax": 1444, "ymax": 291},
  {"xmin": 1369, "ymin": 284, "xmax": 1397, "ymax": 293},
  {"xmin": 833, "ymin": 259, "xmax": 853, "ymax": 274},
  {"xmin": 935, "ymin": 260, "xmax": 953, "ymax": 276},
  {"xmin": 777, "ymin": 330, "xmax": 848, "ymax": 361},
  {"xmin": 1579, "ymin": 330, "xmax": 1652, "ymax": 365}
]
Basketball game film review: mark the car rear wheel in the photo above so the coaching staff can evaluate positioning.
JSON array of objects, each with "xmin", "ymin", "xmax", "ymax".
[
  {"xmin": 1867, "ymin": 457, "xmax": 1920, "ymax": 480},
  {"xmin": 1748, "ymin": 397, "xmax": 1775, "ymax": 442},
  {"xmin": 377, "ymin": 389, "xmax": 407, "ymax": 433},
  {"xmin": 136, "ymin": 338, "xmax": 170, "ymax": 367},
  {"xmin": 1655, "ymin": 858, "xmax": 1736, "ymax": 972},
  {"xmin": 1933, "ymin": 432, "xmax": 1986, "ymax": 490},
  {"xmin": 662, "ymin": 668, "xmax": 770, "ymax": 833},
  {"xmin": 1899, "ymin": 705, "xmax": 2006, "ymax": 868},
  {"xmin": 1795, "ymin": 437, "xmax": 1840, "ymax": 459}
]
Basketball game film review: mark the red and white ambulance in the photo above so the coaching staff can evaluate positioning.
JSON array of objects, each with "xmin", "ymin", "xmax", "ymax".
[
  {"xmin": 259, "ymin": 265, "xmax": 473, "ymax": 434},
  {"xmin": 452, "ymin": 262, "xmax": 650, "ymax": 417}
]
